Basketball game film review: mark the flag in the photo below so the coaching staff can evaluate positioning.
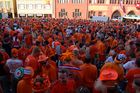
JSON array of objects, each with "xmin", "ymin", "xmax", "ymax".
[
  {"xmin": 120, "ymin": 0, "xmax": 126, "ymax": 13},
  {"xmin": 136, "ymin": 3, "xmax": 140, "ymax": 9}
]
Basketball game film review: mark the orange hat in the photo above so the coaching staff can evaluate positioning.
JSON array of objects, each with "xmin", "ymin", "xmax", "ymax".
[
  {"xmin": 11, "ymin": 48, "xmax": 18, "ymax": 57},
  {"xmin": 38, "ymin": 54, "xmax": 49, "ymax": 62},
  {"xmin": 23, "ymin": 66, "xmax": 34, "ymax": 79},
  {"xmin": 99, "ymin": 68, "xmax": 118, "ymax": 81}
]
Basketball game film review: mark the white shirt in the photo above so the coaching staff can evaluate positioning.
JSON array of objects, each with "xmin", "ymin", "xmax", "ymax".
[
  {"xmin": 105, "ymin": 56, "xmax": 114, "ymax": 63},
  {"xmin": 123, "ymin": 59, "xmax": 136, "ymax": 71},
  {"xmin": 6, "ymin": 58, "xmax": 23, "ymax": 74}
]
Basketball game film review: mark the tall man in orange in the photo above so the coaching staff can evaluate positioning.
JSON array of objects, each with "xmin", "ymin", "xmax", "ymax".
[
  {"xmin": 38, "ymin": 54, "xmax": 57, "ymax": 83},
  {"xmin": 80, "ymin": 58, "xmax": 98, "ymax": 92},
  {"xmin": 25, "ymin": 46, "xmax": 41, "ymax": 76}
]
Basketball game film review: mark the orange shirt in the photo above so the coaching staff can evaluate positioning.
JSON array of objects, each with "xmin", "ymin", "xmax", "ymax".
[
  {"xmin": 80, "ymin": 63, "xmax": 98, "ymax": 89},
  {"xmin": 126, "ymin": 68, "xmax": 140, "ymax": 93},
  {"xmin": 90, "ymin": 45, "xmax": 98, "ymax": 59},
  {"xmin": 96, "ymin": 40, "xmax": 106, "ymax": 55},
  {"xmin": 111, "ymin": 39, "xmax": 118, "ymax": 49},
  {"xmin": 42, "ymin": 65, "xmax": 57, "ymax": 83},
  {"xmin": 85, "ymin": 34, "xmax": 91, "ymax": 44},
  {"xmin": 25, "ymin": 34, "xmax": 32, "ymax": 46},
  {"xmin": 51, "ymin": 79, "xmax": 76, "ymax": 93},
  {"xmin": 17, "ymin": 79, "xmax": 32, "ymax": 93},
  {"xmin": 25, "ymin": 55, "xmax": 39, "ymax": 72},
  {"xmin": 37, "ymin": 35, "xmax": 43, "ymax": 43}
]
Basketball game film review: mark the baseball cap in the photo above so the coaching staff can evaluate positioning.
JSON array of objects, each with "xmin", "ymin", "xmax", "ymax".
[{"xmin": 99, "ymin": 68, "xmax": 118, "ymax": 81}]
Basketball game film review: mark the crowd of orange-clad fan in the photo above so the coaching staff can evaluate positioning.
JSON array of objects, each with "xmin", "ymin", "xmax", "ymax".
[{"xmin": 0, "ymin": 18, "xmax": 140, "ymax": 93}]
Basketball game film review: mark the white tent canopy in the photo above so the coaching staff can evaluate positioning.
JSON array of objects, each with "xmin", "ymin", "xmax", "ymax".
[{"xmin": 123, "ymin": 15, "xmax": 140, "ymax": 20}]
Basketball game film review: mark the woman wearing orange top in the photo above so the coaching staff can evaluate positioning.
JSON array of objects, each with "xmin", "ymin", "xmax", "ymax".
[
  {"xmin": 38, "ymin": 54, "xmax": 57, "ymax": 83},
  {"xmin": 25, "ymin": 47, "xmax": 41, "ymax": 76}
]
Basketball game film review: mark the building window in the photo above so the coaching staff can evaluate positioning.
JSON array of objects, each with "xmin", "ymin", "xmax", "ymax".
[
  {"xmin": 110, "ymin": 0, "xmax": 117, "ymax": 4},
  {"xmin": 0, "ymin": 1, "xmax": 3, "ymax": 8},
  {"xmin": 45, "ymin": 14, "xmax": 52, "ymax": 18},
  {"xmin": 5, "ymin": 1, "xmax": 11, "ymax": 9},
  {"xmin": 27, "ymin": 4, "xmax": 33, "ymax": 9},
  {"xmin": 97, "ymin": 0, "xmax": 105, "ymax": 4},
  {"xmin": 59, "ymin": 9, "xmax": 67, "ymax": 18},
  {"xmin": 118, "ymin": 0, "xmax": 120, "ymax": 4},
  {"xmin": 58, "ymin": 0, "xmax": 69, "ymax": 3},
  {"xmin": 98, "ymin": 11, "xmax": 102, "ymax": 16},
  {"xmin": 72, "ymin": 0, "xmax": 84, "ymax": 3},
  {"xmin": 36, "ymin": 4, "xmax": 42, "ymax": 9},
  {"xmin": 88, "ymin": 10, "xmax": 96, "ymax": 18},
  {"xmin": 126, "ymin": 0, "xmax": 129, "ymax": 4},
  {"xmin": 73, "ymin": 9, "xmax": 82, "ymax": 18},
  {"xmin": 18, "ymin": 4, "xmax": 25, "ymax": 9},
  {"xmin": 126, "ymin": 0, "xmax": 133, "ymax": 4},
  {"xmin": 92, "ymin": 0, "xmax": 98, "ymax": 4}
]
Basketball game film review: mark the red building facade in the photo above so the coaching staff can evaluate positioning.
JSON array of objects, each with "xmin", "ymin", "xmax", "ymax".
[
  {"xmin": 55, "ymin": 0, "xmax": 140, "ymax": 19},
  {"xmin": 55, "ymin": 0, "xmax": 88, "ymax": 19}
]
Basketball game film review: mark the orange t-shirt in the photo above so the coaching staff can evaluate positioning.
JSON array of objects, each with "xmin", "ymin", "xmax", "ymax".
[
  {"xmin": 25, "ymin": 34, "xmax": 32, "ymax": 46},
  {"xmin": 96, "ymin": 40, "xmax": 106, "ymax": 55},
  {"xmin": 90, "ymin": 45, "xmax": 98, "ymax": 59},
  {"xmin": 51, "ymin": 79, "xmax": 76, "ymax": 93},
  {"xmin": 126, "ymin": 68, "xmax": 140, "ymax": 93},
  {"xmin": 80, "ymin": 63, "xmax": 98, "ymax": 89},
  {"xmin": 17, "ymin": 79, "xmax": 32, "ymax": 93},
  {"xmin": 42, "ymin": 65, "xmax": 57, "ymax": 83},
  {"xmin": 25, "ymin": 55, "xmax": 39, "ymax": 72}
]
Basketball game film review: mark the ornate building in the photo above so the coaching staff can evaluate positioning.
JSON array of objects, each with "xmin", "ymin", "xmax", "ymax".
[
  {"xmin": 55, "ymin": 0, "xmax": 88, "ymax": 19},
  {"xmin": 0, "ymin": 0, "xmax": 139, "ymax": 19},
  {"xmin": 55, "ymin": 0, "xmax": 140, "ymax": 19},
  {"xmin": 16, "ymin": 0, "xmax": 54, "ymax": 17},
  {"xmin": 88, "ymin": 0, "xmax": 140, "ymax": 19}
]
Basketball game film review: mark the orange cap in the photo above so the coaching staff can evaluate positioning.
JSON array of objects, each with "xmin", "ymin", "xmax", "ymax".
[
  {"xmin": 38, "ymin": 54, "xmax": 48, "ymax": 62},
  {"xmin": 11, "ymin": 48, "xmax": 18, "ymax": 57},
  {"xmin": 99, "ymin": 68, "xmax": 118, "ymax": 81}
]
